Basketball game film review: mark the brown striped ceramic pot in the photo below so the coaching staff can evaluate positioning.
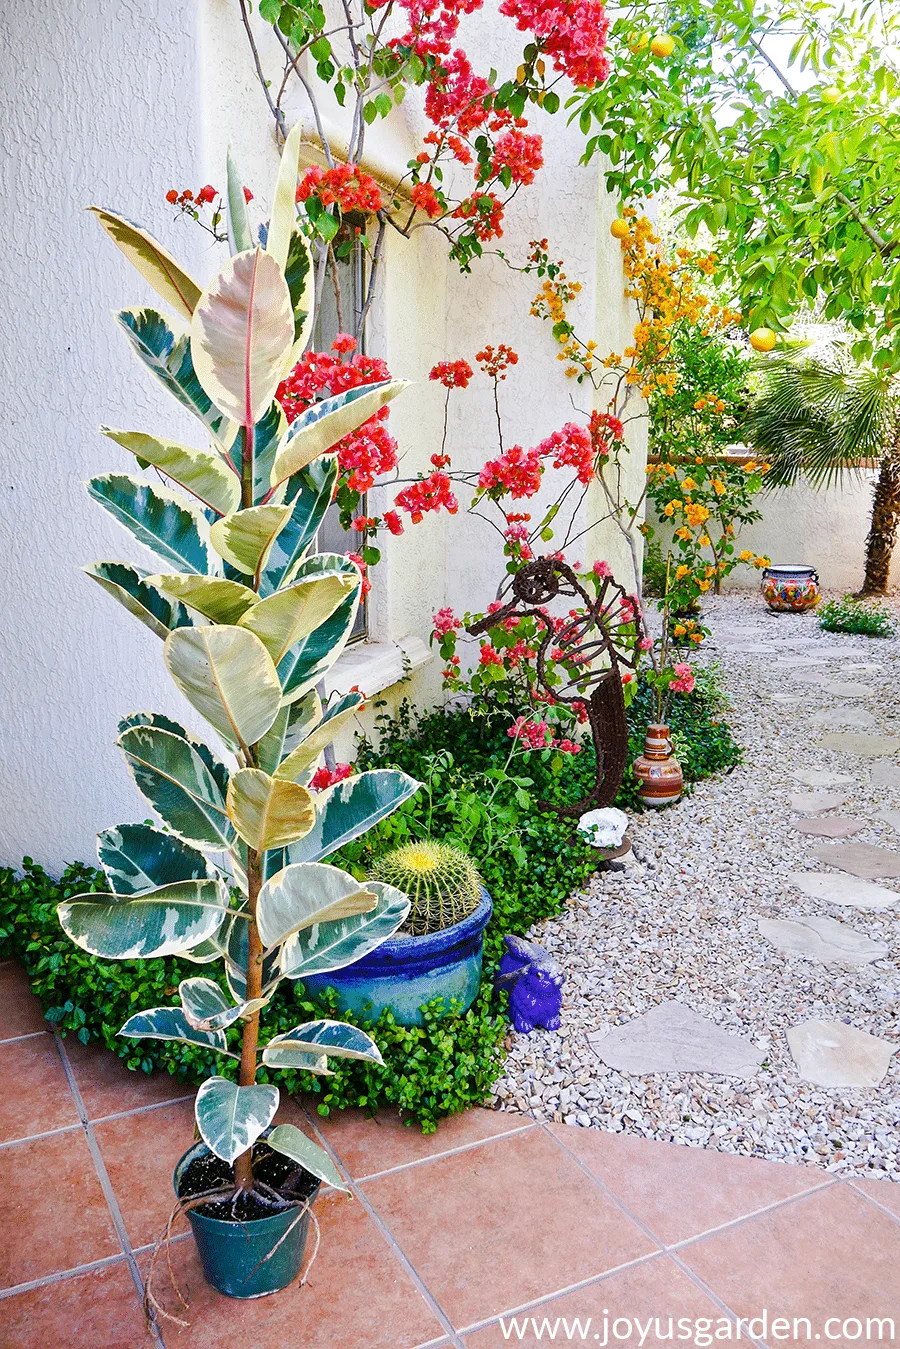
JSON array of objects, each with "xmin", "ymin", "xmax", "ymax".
[{"xmin": 632, "ymin": 723, "xmax": 684, "ymax": 809}]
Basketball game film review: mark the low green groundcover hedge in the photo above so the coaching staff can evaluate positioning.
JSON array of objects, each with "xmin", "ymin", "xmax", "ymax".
[{"xmin": 0, "ymin": 677, "xmax": 739, "ymax": 1132}]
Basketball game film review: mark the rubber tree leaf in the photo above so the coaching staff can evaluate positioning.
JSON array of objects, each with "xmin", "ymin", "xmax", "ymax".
[
  {"xmin": 195, "ymin": 1076, "xmax": 279, "ymax": 1165},
  {"xmin": 58, "ymin": 879, "xmax": 228, "ymax": 959},
  {"xmin": 263, "ymin": 1019, "xmax": 383, "ymax": 1064},
  {"xmin": 287, "ymin": 770, "xmax": 421, "ymax": 864},
  {"xmin": 101, "ymin": 428, "xmax": 241, "ymax": 516},
  {"xmin": 274, "ymin": 691, "xmax": 364, "ymax": 781},
  {"xmin": 119, "ymin": 1006, "xmax": 231, "ymax": 1055},
  {"xmin": 266, "ymin": 122, "xmax": 304, "ymax": 274},
  {"xmin": 257, "ymin": 862, "xmax": 376, "ymax": 952},
  {"xmin": 280, "ymin": 880, "xmax": 410, "ymax": 979},
  {"xmin": 284, "ymin": 230, "xmax": 315, "ymax": 361},
  {"xmin": 84, "ymin": 561, "xmax": 193, "ymax": 639},
  {"xmin": 238, "ymin": 574, "xmax": 355, "ymax": 664},
  {"xmin": 256, "ymin": 691, "xmax": 322, "ymax": 776},
  {"xmin": 246, "ymin": 402, "xmax": 288, "ymax": 505},
  {"xmin": 88, "ymin": 474, "xmax": 210, "ymax": 574},
  {"xmin": 179, "ymin": 977, "xmax": 267, "ymax": 1031},
  {"xmin": 278, "ymin": 556, "xmax": 362, "ymax": 703},
  {"xmin": 118, "ymin": 712, "xmax": 230, "ymax": 797},
  {"xmin": 115, "ymin": 308, "xmax": 235, "ymax": 446},
  {"xmin": 97, "ymin": 823, "xmax": 211, "ymax": 895},
  {"xmin": 117, "ymin": 724, "xmax": 234, "ymax": 851},
  {"xmin": 164, "ymin": 625, "xmax": 282, "ymax": 752},
  {"xmin": 89, "ymin": 207, "xmax": 202, "ymax": 320},
  {"xmin": 226, "ymin": 769, "xmax": 315, "ymax": 851},
  {"xmin": 271, "ymin": 381, "xmax": 408, "ymax": 487},
  {"xmin": 215, "ymin": 912, "xmax": 283, "ymax": 1002},
  {"xmin": 191, "ymin": 248, "xmax": 294, "ymax": 427},
  {"xmin": 267, "ymin": 1124, "xmax": 349, "ymax": 1191},
  {"xmin": 260, "ymin": 457, "xmax": 338, "ymax": 594},
  {"xmin": 147, "ymin": 575, "xmax": 258, "ymax": 625},
  {"xmin": 209, "ymin": 503, "xmax": 293, "ymax": 577},
  {"xmin": 225, "ymin": 148, "xmax": 253, "ymax": 255}
]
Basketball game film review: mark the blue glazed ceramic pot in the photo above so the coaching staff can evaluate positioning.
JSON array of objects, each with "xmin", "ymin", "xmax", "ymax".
[{"xmin": 302, "ymin": 887, "xmax": 493, "ymax": 1025}]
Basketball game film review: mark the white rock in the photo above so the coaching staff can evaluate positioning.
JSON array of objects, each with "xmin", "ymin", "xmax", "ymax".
[
  {"xmin": 786, "ymin": 1020, "xmax": 896, "ymax": 1088},
  {"xmin": 758, "ymin": 916, "xmax": 888, "ymax": 966},
  {"xmin": 578, "ymin": 807, "xmax": 630, "ymax": 849},
  {"xmin": 588, "ymin": 1002, "xmax": 764, "ymax": 1079},
  {"xmin": 788, "ymin": 872, "xmax": 900, "ymax": 910}
]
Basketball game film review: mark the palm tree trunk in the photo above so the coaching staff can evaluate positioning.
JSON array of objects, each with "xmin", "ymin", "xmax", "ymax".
[{"xmin": 861, "ymin": 419, "xmax": 900, "ymax": 595}]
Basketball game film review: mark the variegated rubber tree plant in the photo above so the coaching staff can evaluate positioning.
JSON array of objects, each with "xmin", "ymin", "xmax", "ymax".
[{"xmin": 58, "ymin": 125, "xmax": 417, "ymax": 1194}]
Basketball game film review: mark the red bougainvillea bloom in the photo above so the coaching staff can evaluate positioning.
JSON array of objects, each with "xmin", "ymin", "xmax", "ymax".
[
  {"xmin": 297, "ymin": 163, "xmax": 383, "ymax": 214},
  {"xmin": 478, "ymin": 444, "xmax": 542, "ymax": 498},
  {"xmin": 394, "ymin": 472, "xmax": 459, "ymax": 523},
  {"xmin": 479, "ymin": 644, "xmax": 504, "ymax": 667},
  {"xmin": 197, "ymin": 184, "xmax": 217, "ymax": 204},
  {"xmin": 411, "ymin": 181, "xmax": 444, "ymax": 219},
  {"xmin": 498, "ymin": 0, "xmax": 610, "ymax": 87},
  {"xmin": 670, "ymin": 662, "xmax": 696, "ymax": 693},
  {"xmin": 453, "ymin": 191, "xmax": 505, "ymax": 240},
  {"xmin": 425, "ymin": 50, "xmax": 493, "ymax": 134},
  {"xmin": 310, "ymin": 763, "xmax": 354, "ymax": 792},
  {"xmin": 383, "ymin": 510, "xmax": 405, "ymax": 536},
  {"xmin": 590, "ymin": 409, "xmax": 624, "ymax": 453},
  {"xmin": 242, "ymin": 187, "xmax": 254, "ymax": 203},
  {"xmin": 431, "ymin": 453, "xmax": 452, "ymax": 467},
  {"xmin": 433, "ymin": 606, "xmax": 463, "ymax": 637},
  {"xmin": 337, "ymin": 418, "xmax": 398, "ymax": 493},
  {"xmin": 537, "ymin": 421, "xmax": 594, "ymax": 484},
  {"xmin": 429, "ymin": 359, "xmax": 473, "ymax": 388},
  {"xmin": 345, "ymin": 552, "xmax": 372, "ymax": 596},
  {"xmin": 476, "ymin": 344, "xmax": 518, "ymax": 379},
  {"xmin": 506, "ymin": 716, "xmax": 552, "ymax": 748},
  {"xmin": 592, "ymin": 559, "xmax": 612, "ymax": 578},
  {"xmin": 331, "ymin": 332, "xmax": 357, "ymax": 355},
  {"xmin": 491, "ymin": 129, "xmax": 544, "ymax": 186}
]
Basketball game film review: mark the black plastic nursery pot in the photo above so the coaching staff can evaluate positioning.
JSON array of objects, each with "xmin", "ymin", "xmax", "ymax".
[{"xmin": 174, "ymin": 1140, "xmax": 321, "ymax": 1299}]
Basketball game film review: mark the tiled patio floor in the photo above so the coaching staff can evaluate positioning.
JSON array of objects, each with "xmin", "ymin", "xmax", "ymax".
[{"xmin": 2, "ymin": 958, "xmax": 900, "ymax": 1348}]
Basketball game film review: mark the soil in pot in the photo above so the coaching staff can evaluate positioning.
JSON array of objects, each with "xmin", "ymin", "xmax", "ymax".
[{"xmin": 178, "ymin": 1139, "xmax": 319, "ymax": 1221}]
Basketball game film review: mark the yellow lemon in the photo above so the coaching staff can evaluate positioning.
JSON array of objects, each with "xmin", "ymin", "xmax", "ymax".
[
  {"xmin": 628, "ymin": 32, "xmax": 649, "ymax": 52},
  {"xmin": 749, "ymin": 326, "xmax": 777, "ymax": 352},
  {"xmin": 649, "ymin": 33, "xmax": 675, "ymax": 57},
  {"xmin": 610, "ymin": 218, "xmax": 631, "ymax": 239},
  {"xmin": 821, "ymin": 86, "xmax": 841, "ymax": 105}
]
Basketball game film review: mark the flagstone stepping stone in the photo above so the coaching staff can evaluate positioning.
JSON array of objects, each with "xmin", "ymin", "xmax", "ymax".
[
  {"xmin": 823, "ymin": 644, "xmax": 886, "ymax": 659},
  {"xmin": 809, "ymin": 707, "xmax": 877, "ymax": 730},
  {"xmin": 877, "ymin": 810, "xmax": 900, "ymax": 832},
  {"xmin": 587, "ymin": 1001, "xmax": 764, "ymax": 1079},
  {"xmin": 790, "ymin": 670, "xmax": 833, "ymax": 686},
  {"xmin": 759, "ymin": 916, "xmax": 888, "ymax": 966},
  {"xmin": 789, "ymin": 791, "xmax": 847, "ymax": 815},
  {"xmin": 844, "ymin": 662, "xmax": 886, "ymax": 674},
  {"xmin": 728, "ymin": 642, "xmax": 778, "ymax": 654},
  {"xmin": 789, "ymin": 872, "xmax": 900, "ymax": 910},
  {"xmin": 786, "ymin": 1019, "xmax": 895, "ymax": 1089},
  {"xmin": 774, "ymin": 655, "xmax": 829, "ymax": 668},
  {"xmin": 793, "ymin": 816, "xmax": 867, "ymax": 838},
  {"xmin": 810, "ymin": 841, "xmax": 900, "ymax": 880},
  {"xmin": 791, "ymin": 768, "xmax": 860, "ymax": 789},
  {"xmin": 871, "ymin": 761, "xmax": 900, "ymax": 790},
  {"xmin": 818, "ymin": 733, "xmax": 900, "ymax": 758},
  {"xmin": 817, "ymin": 680, "xmax": 877, "ymax": 699}
]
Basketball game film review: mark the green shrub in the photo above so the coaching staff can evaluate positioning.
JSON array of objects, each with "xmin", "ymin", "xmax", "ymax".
[{"xmin": 819, "ymin": 596, "xmax": 896, "ymax": 638}]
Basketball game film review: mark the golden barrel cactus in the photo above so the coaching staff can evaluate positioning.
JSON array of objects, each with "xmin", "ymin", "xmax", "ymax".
[{"xmin": 369, "ymin": 841, "xmax": 483, "ymax": 936}]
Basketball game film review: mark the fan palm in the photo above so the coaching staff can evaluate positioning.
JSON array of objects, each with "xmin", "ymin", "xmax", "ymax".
[{"xmin": 743, "ymin": 347, "xmax": 900, "ymax": 594}]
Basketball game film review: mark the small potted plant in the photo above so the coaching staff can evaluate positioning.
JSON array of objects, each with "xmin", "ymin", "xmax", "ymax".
[
  {"xmin": 58, "ymin": 126, "xmax": 417, "ymax": 1303},
  {"xmin": 303, "ymin": 841, "xmax": 491, "ymax": 1024}
]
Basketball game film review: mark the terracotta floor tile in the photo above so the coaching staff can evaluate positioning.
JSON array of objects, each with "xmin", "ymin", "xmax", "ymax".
[
  {"xmin": 0, "ymin": 1259, "xmax": 154, "ymax": 1347},
  {"xmin": 0, "ymin": 1037, "xmax": 79, "ymax": 1143},
  {"xmin": 362, "ymin": 1125, "xmax": 658, "ymax": 1330},
  {"xmin": 312, "ymin": 1103, "xmax": 535, "ymax": 1179},
  {"xmin": 681, "ymin": 1183, "xmax": 900, "ymax": 1332},
  {"xmin": 145, "ymin": 1190, "xmax": 446, "ymax": 1349},
  {"xmin": 0, "ymin": 1131, "xmax": 120, "ymax": 1287},
  {"xmin": 464, "ymin": 1255, "xmax": 727, "ymax": 1347},
  {"xmin": 62, "ymin": 1036, "xmax": 193, "ymax": 1120},
  {"xmin": 0, "ymin": 964, "xmax": 48, "ymax": 1040},
  {"xmin": 551, "ymin": 1124, "xmax": 827, "ymax": 1245},
  {"xmin": 849, "ymin": 1176, "xmax": 900, "ymax": 1219}
]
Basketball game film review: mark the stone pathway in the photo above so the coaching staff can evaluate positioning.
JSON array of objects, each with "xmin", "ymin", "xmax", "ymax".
[{"xmin": 493, "ymin": 591, "xmax": 900, "ymax": 1179}]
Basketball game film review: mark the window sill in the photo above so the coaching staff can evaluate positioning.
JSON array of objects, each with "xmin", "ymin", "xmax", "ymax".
[{"xmin": 324, "ymin": 635, "xmax": 432, "ymax": 700}]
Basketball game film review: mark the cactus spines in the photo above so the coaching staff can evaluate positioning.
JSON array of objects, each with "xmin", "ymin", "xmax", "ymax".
[{"xmin": 369, "ymin": 841, "xmax": 482, "ymax": 936}]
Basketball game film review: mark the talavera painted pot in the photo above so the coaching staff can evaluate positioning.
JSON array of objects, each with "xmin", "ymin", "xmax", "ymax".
[
  {"xmin": 761, "ymin": 564, "xmax": 820, "ymax": 613},
  {"xmin": 302, "ymin": 887, "xmax": 493, "ymax": 1026},
  {"xmin": 632, "ymin": 724, "xmax": 684, "ymax": 808}
]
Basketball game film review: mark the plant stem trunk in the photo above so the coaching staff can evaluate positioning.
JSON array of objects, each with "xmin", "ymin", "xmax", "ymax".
[
  {"xmin": 233, "ymin": 849, "xmax": 263, "ymax": 1190},
  {"xmin": 861, "ymin": 420, "xmax": 900, "ymax": 595}
]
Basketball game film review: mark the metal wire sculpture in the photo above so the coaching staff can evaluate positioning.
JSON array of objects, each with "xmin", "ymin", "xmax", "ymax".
[{"xmin": 467, "ymin": 556, "xmax": 643, "ymax": 817}]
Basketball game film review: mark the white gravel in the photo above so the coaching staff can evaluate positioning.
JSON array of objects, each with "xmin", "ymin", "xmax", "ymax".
[{"xmin": 492, "ymin": 590, "xmax": 900, "ymax": 1180}]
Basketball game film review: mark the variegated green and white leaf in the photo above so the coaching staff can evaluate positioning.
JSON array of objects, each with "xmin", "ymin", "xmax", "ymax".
[
  {"xmin": 260, "ymin": 457, "xmax": 338, "ymax": 594},
  {"xmin": 284, "ymin": 230, "xmax": 314, "ymax": 362},
  {"xmin": 179, "ymin": 977, "xmax": 267, "ymax": 1031},
  {"xmin": 90, "ymin": 207, "xmax": 202, "ymax": 320},
  {"xmin": 245, "ymin": 402, "xmax": 288, "ymax": 506},
  {"xmin": 271, "ymin": 381, "xmax": 408, "ymax": 487},
  {"xmin": 147, "ymin": 575, "xmax": 258, "ymax": 625},
  {"xmin": 274, "ymin": 691, "xmax": 364, "ymax": 782},
  {"xmin": 115, "ymin": 308, "xmax": 235, "ymax": 446},
  {"xmin": 226, "ymin": 769, "xmax": 315, "ymax": 851},
  {"xmin": 266, "ymin": 122, "xmax": 304, "ymax": 274},
  {"xmin": 84, "ymin": 561, "xmax": 193, "ymax": 639},
  {"xmin": 287, "ymin": 770, "xmax": 420, "ymax": 864},
  {"xmin": 88, "ymin": 474, "xmax": 210, "ymax": 575},
  {"xmin": 101, "ymin": 428, "xmax": 241, "ymax": 516},
  {"xmin": 164, "ymin": 625, "xmax": 282, "ymax": 751},
  {"xmin": 209, "ymin": 503, "xmax": 293, "ymax": 578},
  {"xmin": 263, "ymin": 1019, "xmax": 383, "ymax": 1065},
  {"xmin": 256, "ymin": 691, "xmax": 322, "ymax": 777},
  {"xmin": 280, "ymin": 880, "xmax": 410, "ymax": 980},
  {"xmin": 195, "ymin": 1077, "xmax": 279, "ymax": 1165},
  {"xmin": 119, "ymin": 1006, "xmax": 232, "ymax": 1055},
  {"xmin": 238, "ymin": 574, "xmax": 354, "ymax": 665},
  {"xmin": 97, "ymin": 823, "xmax": 211, "ymax": 895},
  {"xmin": 267, "ymin": 1124, "xmax": 348, "ymax": 1190},
  {"xmin": 257, "ymin": 862, "xmax": 376, "ymax": 952},
  {"xmin": 117, "ymin": 724, "xmax": 234, "ymax": 851},
  {"xmin": 225, "ymin": 148, "xmax": 254, "ymax": 255},
  {"xmin": 215, "ymin": 912, "xmax": 283, "ymax": 1003},
  {"xmin": 58, "ymin": 879, "xmax": 228, "ymax": 959},
  {"xmin": 191, "ymin": 248, "xmax": 294, "ymax": 427},
  {"xmin": 118, "ymin": 712, "xmax": 230, "ymax": 796},
  {"xmin": 277, "ymin": 557, "xmax": 362, "ymax": 703}
]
